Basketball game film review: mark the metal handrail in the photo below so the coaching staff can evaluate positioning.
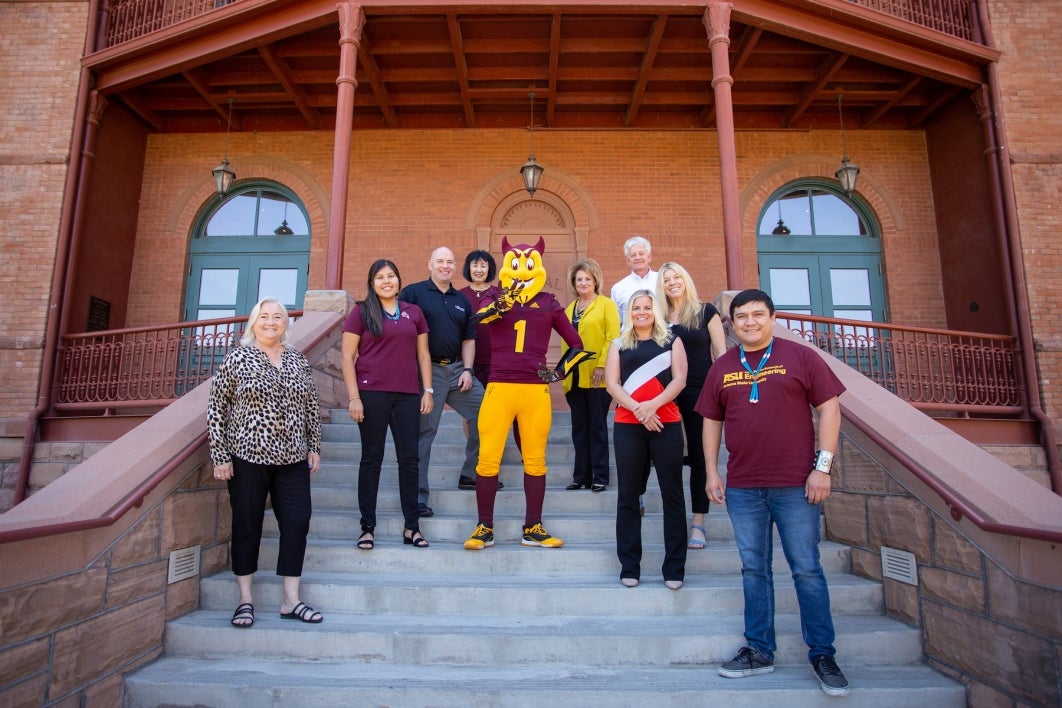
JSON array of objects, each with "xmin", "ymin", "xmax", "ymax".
[
  {"xmin": 54, "ymin": 311, "xmax": 303, "ymax": 410},
  {"xmin": 99, "ymin": 0, "xmax": 978, "ymax": 49},
  {"xmin": 776, "ymin": 312, "xmax": 1023, "ymax": 416}
]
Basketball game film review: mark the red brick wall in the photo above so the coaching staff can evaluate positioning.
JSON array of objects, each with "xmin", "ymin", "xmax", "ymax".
[
  {"xmin": 0, "ymin": 2, "xmax": 87, "ymax": 421},
  {"xmin": 988, "ymin": 0, "xmax": 1062, "ymax": 433},
  {"xmin": 127, "ymin": 128, "xmax": 944, "ymax": 331}
]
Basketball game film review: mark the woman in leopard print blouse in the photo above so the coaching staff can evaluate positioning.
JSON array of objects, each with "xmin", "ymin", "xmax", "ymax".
[{"xmin": 207, "ymin": 297, "xmax": 323, "ymax": 627}]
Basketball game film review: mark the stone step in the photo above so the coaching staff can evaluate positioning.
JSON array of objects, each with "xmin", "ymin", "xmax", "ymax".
[
  {"xmin": 123, "ymin": 408, "xmax": 962, "ymax": 705},
  {"xmin": 124, "ymin": 658, "xmax": 964, "ymax": 708},
  {"xmin": 322, "ymin": 419, "xmax": 577, "ymax": 446},
  {"xmin": 266, "ymin": 506, "xmax": 750, "ymax": 542},
  {"xmin": 319, "ymin": 440, "xmax": 576, "ymax": 467},
  {"xmin": 159, "ymin": 611, "xmax": 922, "ymax": 666},
  {"xmin": 303, "ymin": 481, "xmax": 675, "ymax": 509},
  {"xmin": 254, "ymin": 537, "xmax": 854, "ymax": 576},
  {"xmin": 198, "ymin": 569, "xmax": 885, "ymax": 617},
  {"xmin": 315, "ymin": 408, "xmax": 726, "ymax": 484}
]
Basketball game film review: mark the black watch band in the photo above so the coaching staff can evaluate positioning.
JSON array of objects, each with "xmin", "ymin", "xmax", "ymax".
[{"xmin": 463, "ymin": 367, "xmax": 474, "ymax": 374}]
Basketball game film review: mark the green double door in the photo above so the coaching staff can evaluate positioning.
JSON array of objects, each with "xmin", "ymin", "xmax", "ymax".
[
  {"xmin": 759, "ymin": 251, "xmax": 890, "ymax": 385},
  {"xmin": 184, "ymin": 242, "xmax": 309, "ymax": 323},
  {"xmin": 759, "ymin": 253, "xmax": 885, "ymax": 324}
]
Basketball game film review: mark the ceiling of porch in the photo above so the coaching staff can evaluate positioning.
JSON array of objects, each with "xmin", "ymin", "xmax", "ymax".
[{"xmin": 90, "ymin": 2, "xmax": 995, "ymax": 135}]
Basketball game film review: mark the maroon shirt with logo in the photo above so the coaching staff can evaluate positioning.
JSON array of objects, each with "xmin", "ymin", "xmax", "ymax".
[
  {"xmin": 695, "ymin": 336, "xmax": 845, "ymax": 488},
  {"xmin": 343, "ymin": 302, "xmax": 429, "ymax": 395}
]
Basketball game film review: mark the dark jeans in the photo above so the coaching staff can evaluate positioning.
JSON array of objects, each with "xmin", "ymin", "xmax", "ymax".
[
  {"xmin": 676, "ymin": 385, "xmax": 710, "ymax": 514},
  {"xmin": 228, "ymin": 456, "xmax": 311, "ymax": 577},
  {"xmin": 565, "ymin": 385, "xmax": 611, "ymax": 486},
  {"xmin": 357, "ymin": 389, "xmax": 422, "ymax": 533},
  {"xmin": 613, "ymin": 422, "xmax": 687, "ymax": 582}
]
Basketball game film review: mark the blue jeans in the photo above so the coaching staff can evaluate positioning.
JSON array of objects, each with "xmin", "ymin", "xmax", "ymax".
[{"xmin": 725, "ymin": 486, "xmax": 836, "ymax": 662}]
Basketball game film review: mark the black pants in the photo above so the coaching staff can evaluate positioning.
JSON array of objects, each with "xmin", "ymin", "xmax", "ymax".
[
  {"xmin": 565, "ymin": 385, "xmax": 612, "ymax": 486},
  {"xmin": 357, "ymin": 389, "xmax": 421, "ymax": 533},
  {"xmin": 613, "ymin": 422, "xmax": 687, "ymax": 582},
  {"xmin": 228, "ymin": 456, "xmax": 311, "ymax": 577},
  {"xmin": 676, "ymin": 385, "xmax": 711, "ymax": 514}
]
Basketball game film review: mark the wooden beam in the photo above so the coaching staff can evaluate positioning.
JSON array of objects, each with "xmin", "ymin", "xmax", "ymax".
[
  {"xmin": 782, "ymin": 52, "xmax": 847, "ymax": 127},
  {"xmin": 546, "ymin": 13, "xmax": 561, "ymax": 126},
  {"xmin": 258, "ymin": 44, "xmax": 322, "ymax": 130},
  {"xmin": 356, "ymin": 39, "xmax": 398, "ymax": 128},
  {"xmin": 625, "ymin": 14, "xmax": 668, "ymax": 127},
  {"xmin": 446, "ymin": 14, "xmax": 477, "ymax": 128}
]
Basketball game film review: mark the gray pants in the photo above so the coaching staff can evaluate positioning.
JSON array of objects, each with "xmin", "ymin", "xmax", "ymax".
[{"xmin": 418, "ymin": 362, "xmax": 484, "ymax": 504}]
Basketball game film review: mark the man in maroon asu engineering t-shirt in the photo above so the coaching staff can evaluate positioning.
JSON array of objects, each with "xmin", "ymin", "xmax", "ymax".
[
  {"xmin": 695, "ymin": 288, "xmax": 850, "ymax": 697},
  {"xmin": 462, "ymin": 237, "xmax": 590, "ymax": 551}
]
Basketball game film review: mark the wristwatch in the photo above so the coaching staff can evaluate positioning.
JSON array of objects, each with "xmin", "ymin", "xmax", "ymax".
[
  {"xmin": 424, "ymin": 388, "xmax": 434, "ymax": 394},
  {"xmin": 462, "ymin": 367, "xmax": 474, "ymax": 375}
]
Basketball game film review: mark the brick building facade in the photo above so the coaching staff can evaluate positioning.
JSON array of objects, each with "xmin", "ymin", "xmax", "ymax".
[{"xmin": 0, "ymin": 2, "xmax": 1060, "ymax": 704}]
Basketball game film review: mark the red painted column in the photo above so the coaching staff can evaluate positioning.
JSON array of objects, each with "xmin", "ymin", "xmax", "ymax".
[
  {"xmin": 326, "ymin": 2, "xmax": 365, "ymax": 290},
  {"xmin": 703, "ymin": 3, "xmax": 744, "ymax": 290}
]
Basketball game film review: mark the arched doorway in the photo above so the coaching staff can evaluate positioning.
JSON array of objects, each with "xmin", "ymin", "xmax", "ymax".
[
  {"xmin": 489, "ymin": 192, "xmax": 578, "ymax": 305},
  {"xmin": 184, "ymin": 183, "xmax": 310, "ymax": 321},
  {"xmin": 756, "ymin": 181, "xmax": 886, "ymax": 324}
]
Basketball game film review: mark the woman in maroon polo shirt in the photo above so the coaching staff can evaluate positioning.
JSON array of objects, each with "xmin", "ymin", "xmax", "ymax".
[{"xmin": 341, "ymin": 259, "xmax": 434, "ymax": 549}]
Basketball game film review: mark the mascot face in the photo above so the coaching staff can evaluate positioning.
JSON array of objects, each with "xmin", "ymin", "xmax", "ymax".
[{"xmin": 499, "ymin": 237, "xmax": 547, "ymax": 304}]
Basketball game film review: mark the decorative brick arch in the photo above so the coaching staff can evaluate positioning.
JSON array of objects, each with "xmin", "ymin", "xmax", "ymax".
[
  {"xmin": 466, "ymin": 168, "xmax": 598, "ymax": 261},
  {"xmin": 740, "ymin": 155, "xmax": 898, "ymax": 319},
  {"xmin": 739, "ymin": 154, "xmax": 904, "ymax": 239},
  {"xmin": 166, "ymin": 156, "xmax": 329, "ymax": 240},
  {"xmin": 158, "ymin": 158, "xmax": 330, "ymax": 323},
  {"xmin": 165, "ymin": 157, "xmax": 330, "ymax": 292}
]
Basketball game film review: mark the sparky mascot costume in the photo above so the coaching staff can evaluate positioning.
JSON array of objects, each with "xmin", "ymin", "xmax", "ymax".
[{"xmin": 464, "ymin": 237, "xmax": 593, "ymax": 550}]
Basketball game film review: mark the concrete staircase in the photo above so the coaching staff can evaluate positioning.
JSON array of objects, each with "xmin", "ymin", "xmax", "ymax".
[{"xmin": 124, "ymin": 410, "xmax": 964, "ymax": 706}]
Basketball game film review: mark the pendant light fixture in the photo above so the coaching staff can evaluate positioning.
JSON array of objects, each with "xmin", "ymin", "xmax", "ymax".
[
  {"xmin": 211, "ymin": 97, "xmax": 236, "ymax": 196},
  {"xmin": 835, "ymin": 94, "xmax": 860, "ymax": 196},
  {"xmin": 520, "ymin": 92, "xmax": 544, "ymax": 198}
]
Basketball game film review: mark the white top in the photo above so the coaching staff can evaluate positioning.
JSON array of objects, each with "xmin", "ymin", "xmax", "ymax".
[{"xmin": 610, "ymin": 269, "xmax": 659, "ymax": 325}]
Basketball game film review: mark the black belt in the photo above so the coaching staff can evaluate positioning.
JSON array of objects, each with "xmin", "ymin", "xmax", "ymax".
[{"xmin": 431, "ymin": 358, "xmax": 454, "ymax": 365}]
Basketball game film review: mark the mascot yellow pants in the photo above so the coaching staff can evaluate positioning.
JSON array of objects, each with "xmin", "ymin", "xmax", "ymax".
[{"xmin": 476, "ymin": 382, "xmax": 552, "ymax": 477}]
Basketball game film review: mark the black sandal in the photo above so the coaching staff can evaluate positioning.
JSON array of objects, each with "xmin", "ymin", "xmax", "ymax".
[
  {"xmin": 280, "ymin": 602, "xmax": 323, "ymax": 623},
  {"xmin": 357, "ymin": 529, "xmax": 374, "ymax": 550},
  {"xmin": 231, "ymin": 602, "xmax": 254, "ymax": 628},
  {"xmin": 403, "ymin": 529, "xmax": 429, "ymax": 548}
]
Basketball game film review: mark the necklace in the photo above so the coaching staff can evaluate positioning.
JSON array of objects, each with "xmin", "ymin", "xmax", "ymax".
[
  {"xmin": 738, "ymin": 339, "xmax": 774, "ymax": 403},
  {"xmin": 384, "ymin": 306, "xmax": 400, "ymax": 321}
]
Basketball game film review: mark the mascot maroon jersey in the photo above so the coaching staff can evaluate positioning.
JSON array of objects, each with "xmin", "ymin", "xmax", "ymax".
[{"xmin": 484, "ymin": 291, "xmax": 581, "ymax": 384}]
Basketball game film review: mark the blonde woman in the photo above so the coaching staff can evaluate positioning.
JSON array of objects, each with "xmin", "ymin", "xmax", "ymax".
[
  {"xmin": 207, "ymin": 297, "xmax": 323, "ymax": 627},
  {"xmin": 605, "ymin": 289, "xmax": 688, "ymax": 589},
  {"xmin": 563, "ymin": 259, "xmax": 620, "ymax": 491},
  {"xmin": 657, "ymin": 262, "xmax": 726, "ymax": 550}
]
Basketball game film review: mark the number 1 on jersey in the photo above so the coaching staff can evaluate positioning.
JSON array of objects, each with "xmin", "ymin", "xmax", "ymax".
[{"xmin": 513, "ymin": 319, "xmax": 526, "ymax": 353}]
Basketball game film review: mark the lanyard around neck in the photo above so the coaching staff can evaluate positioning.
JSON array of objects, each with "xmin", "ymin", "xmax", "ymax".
[{"xmin": 738, "ymin": 339, "xmax": 774, "ymax": 404}]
